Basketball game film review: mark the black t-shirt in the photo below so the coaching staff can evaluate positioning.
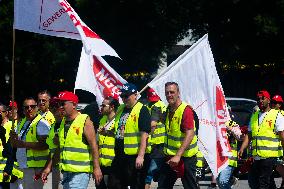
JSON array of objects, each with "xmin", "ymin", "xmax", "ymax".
[
  {"xmin": 81, "ymin": 102, "xmax": 100, "ymax": 131},
  {"xmin": 115, "ymin": 104, "xmax": 151, "ymax": 156}
]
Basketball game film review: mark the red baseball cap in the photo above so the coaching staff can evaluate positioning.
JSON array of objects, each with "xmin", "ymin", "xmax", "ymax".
[
  {"xmin": 147, "ymin": 88, "xmax": 160, "ymax": 102},
  {"xmin": 272, "ymin": 95, "xmax": 283, "ymax": 103},
  {"xmin": 56, "ymin": 91, "xmax": 79, "ymax": 104},
  {"xmin": 9, "ymin": 100, "xmax": 18, "ymax": 109},
  {"xmin": 257, "ymin": 90, "xmax": 270, "ymax": 100}
]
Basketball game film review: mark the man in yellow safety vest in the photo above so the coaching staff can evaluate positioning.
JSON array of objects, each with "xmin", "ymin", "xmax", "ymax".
[
  {"xmin": 56, "ymin": 91, "xmax": 102, "ymax": 188},
  {"xmin": 96, "ymin": 96, "xmax": 119, "ymax": 189},
  {"xmin": 245, "ymin": 90, "xmax": 284, "ymax": 189},
  {"xmin": 158, "ymin": 82, "xmax": 198, "ymax": 189},
  {"xmin": 10, "ymin": 97, "xmax": 51, "ymax": 189},
  {"xmin": 108, "ymin": 83, "xmax": 151, "ymax": 189}
]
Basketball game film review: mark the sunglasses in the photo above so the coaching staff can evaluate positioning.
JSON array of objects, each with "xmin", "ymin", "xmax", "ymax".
[
  {"xmin": 59, "ymin": 101, "xmax": 73, "ymax": 107},
  {"xmin": 256, "ymin": 96, "xmax": 265, "ymax": 101},
  {"xmin": 38, "ymin": 99, "xmax": 48, "ymax": 103},
  {"xmin": 100, "ymin": 104, "xmax": 110, "ymax": 108},
  {"xmin": 23, "ymin": 105, "xmax": 37, "ymax": 110},
  {"xmin": 0, "ymin": 110, "xmax": 6, "ymax": 114}
]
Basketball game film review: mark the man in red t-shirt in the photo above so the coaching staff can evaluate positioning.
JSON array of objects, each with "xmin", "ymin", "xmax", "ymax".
[{"xmin": 157, "ymin": 82, "xmax": 198, "ymax": 189}]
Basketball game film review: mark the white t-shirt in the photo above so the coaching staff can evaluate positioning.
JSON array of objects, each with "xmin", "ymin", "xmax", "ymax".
[{"xmin": 16, "ymin": 119, "xmax": 50, "ymax": 168}]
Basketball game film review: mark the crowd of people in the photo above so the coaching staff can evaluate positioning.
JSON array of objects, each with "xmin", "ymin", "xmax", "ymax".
[{"xmin": 0, "ymin": 83, "xmax": 284, "ymax": 189}]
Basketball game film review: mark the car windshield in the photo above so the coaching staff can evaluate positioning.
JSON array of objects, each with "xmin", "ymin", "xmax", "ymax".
[{"xmin": 226, "ymin": 98, "xmax": 257, "ymax": 126}]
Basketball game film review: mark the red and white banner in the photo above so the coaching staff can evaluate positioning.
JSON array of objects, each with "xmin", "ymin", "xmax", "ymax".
[
  {"xmin": 75, "ymin": 48, "xmax": 127, "ymax": 106},
  {"xmin": 14, "ymin": 0, "xmax": 119, "ymax": 58},
  {"xmin": 147, "ymin": 34, "xmax": 231, "ymax": 177},
  {"xmin": 58, "ymin": 0, "xmax": 120, "ymax": 58}
]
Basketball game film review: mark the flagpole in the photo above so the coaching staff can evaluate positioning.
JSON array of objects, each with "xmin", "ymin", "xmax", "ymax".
[
  {"xmin": 11, "ymin": 28, "xmax": 16, "ymax": 130},
  {"xmin": 138, "ymin": 85, "xmax": 149, "ymax": 95}
]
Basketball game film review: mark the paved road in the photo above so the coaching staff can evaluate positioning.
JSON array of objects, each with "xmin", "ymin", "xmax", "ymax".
[{"xmin": 43, "ymin": 173, "xmax": 282, "ymax": 188}]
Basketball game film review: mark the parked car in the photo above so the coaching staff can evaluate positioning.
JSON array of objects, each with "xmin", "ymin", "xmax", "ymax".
[
  {"xmin": 226, "ymin": 97, "xmax": 257, "ymax": 127},
  {"xmin": 76, "ymin": 103, "xmax": 89, "ymax": 112}
]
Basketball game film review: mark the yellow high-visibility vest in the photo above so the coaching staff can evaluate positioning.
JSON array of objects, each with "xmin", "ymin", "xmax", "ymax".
[
  {"xmin": 46, "ymin": 118, "xmax": 65, "ymax": 157},
  {"xmin": 251, "ymin": 109, "xmax": 281, "ymax": 158},
  {"xmin": 114, "ymin": 102, "xmax": 151, "ymax": 155},
  {"xmin": 59, "ymin": 114, "xmax": 93, "ymax": 173},
  {"xmin": 0, "ymin": 121, "xmax": 23, "ymax": 181},
  {"xmin": 147, "ymin": 101, "xmax": 166, "ymax": 145},
  {"xmin": 25, "ymin": 115, "xmax": 50, "ymax": 167},
  {"xmin": 41, "ymin": 111, "xmax": 55, "ymax": 126},
  {"xmin": 164, "ymin": 102, "xmax": 198, "ymax": 157},
  {"xmin": 196, "ymin": 149, "xmax": 204, "ymax": 168},
  {"xmin": 98, "ymin": 115, "xmax": 115, "ymax": 167},
  {"xmin": 228, "ymin": 140, "xmax": 238, "ymax": 167}
]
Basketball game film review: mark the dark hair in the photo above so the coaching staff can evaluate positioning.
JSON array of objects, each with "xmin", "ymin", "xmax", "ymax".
[
  {"xmin": 105, "ymin": 96, "xmax": 120, "ymax": 111},
  {"xmin": 165, "ymin": 82, "xmax": 179, "ymax": 91},
  {"xmin": 0, "ymin": 103, "xmax": 9, "ymax": 112},
  {"xmin": 38, "ymin": 90, "xmax": 51, "ymax": 98},
  {"xmin": 23, "ymin": 97, "xmax": 37, "ymax": 106}
]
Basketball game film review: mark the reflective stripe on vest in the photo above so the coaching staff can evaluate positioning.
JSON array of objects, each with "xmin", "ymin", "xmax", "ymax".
[
  {"xmin": 0, "ymin": 161, "xmax": 23, "ymax": 182},
  {"xmin": 196, "ymin": 150, "xmax": 204, "ymax": 168},
  {"xmin": 164, "ymin": 102, "xmax": 198, "ymax": 157},
  {"xmin": 46, "ymin": 118, "xmax": 65, "ymax": 157},
  {"xmin": 25, "ymin": 114, "xmax": 50, "ymax": 168},
  {"xmin": 115, "ymin": 103, "xmax": 151, "ymax": 155},
  {"xmin": 99, "ymin": 115, "xmax": 115, "ymax": 167},
  {"xmin": 228, "ymin": 140, "xmax": 238, "ymax": 167},
  {"xmin": 17, "ymin": 117, "xmax": 27, "ymax": 135},
  {"xmin": 148, "ymin": 101, "xmax": 166, "ymax": 145},
  {"xmin": 0, "ymin": 124, "xmax": 23, "ymax": 182},
  {"xmin": 59, "ymin": 114, "xmax": 93, "ymax": 173},
  {"xmin": 251, "ymin": 109, "xmax": 281, "ymax": 158}
]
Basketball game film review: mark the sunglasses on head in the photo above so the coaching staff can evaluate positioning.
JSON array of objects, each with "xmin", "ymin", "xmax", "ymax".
[{"xmin": 23, "ymin": 105, "xmax": 37, "ymax": 110}]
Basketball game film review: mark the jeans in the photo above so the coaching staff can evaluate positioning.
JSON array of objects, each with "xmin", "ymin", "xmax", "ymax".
[
  {"xmin": 158, "ymin": 156, "xmax": 198, "ymax": 189},
  {"xmin": 248, "ymin": 158, "xmax": 277, "ymax": 189},
  {"xmin": 217, "ymin": 165, "xmax": 234, "ymax": 189},
  {"xmin": 18, "ymin": 168, "xmax": 43, "ymax": 189},
  {"xmin": 62, "ymin": 172, "xmax": 91, "ymax": 189},
  {"xmin": 145, "ymin": 158, "xmax": 164, "ymax": 184}
]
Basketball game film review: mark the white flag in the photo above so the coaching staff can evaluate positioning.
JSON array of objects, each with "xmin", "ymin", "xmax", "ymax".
[
  {"xmin": 58, "ymin": 0, "xmax": 120, "ymax": 58},
  {"xmin": 148, "ymin": 34, "xmax": 231, "ymax": 177},
  {"xmin": 75, "ymin": 48, "xmax": 127, "ymax": 106},
  {"xmin": 14, "ymin": 0, "xmax": 119, "ymax": 58}
]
